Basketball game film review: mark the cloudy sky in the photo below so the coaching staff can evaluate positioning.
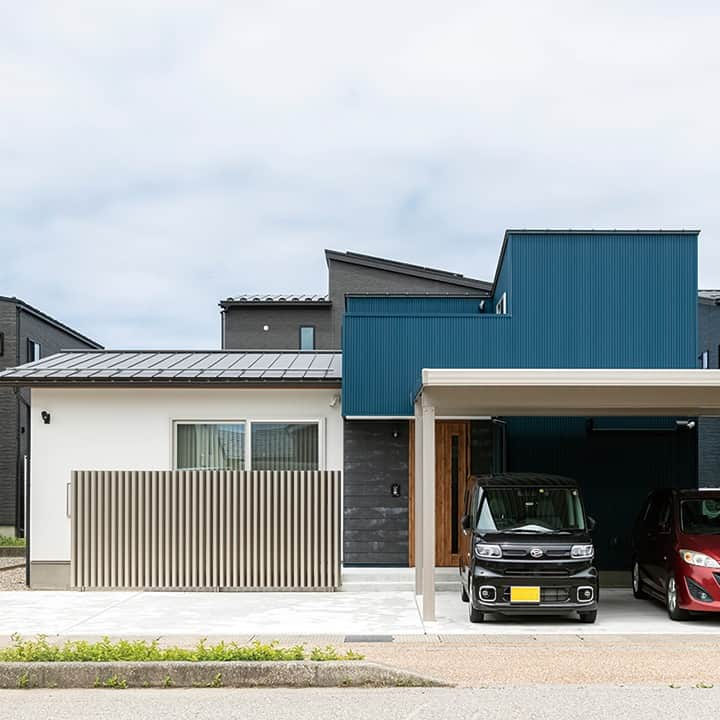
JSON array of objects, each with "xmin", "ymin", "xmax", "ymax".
[{"xmin": 2, "ymin": 1, "xmax": 719, "ymax": 348}]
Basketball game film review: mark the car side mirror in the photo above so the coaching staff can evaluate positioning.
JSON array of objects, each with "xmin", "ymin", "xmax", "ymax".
[
  {"xmin": 461, "ymin": 514, "xmax": 472, "ymax": 532},
  {"xmin": 587, "ymin": 516, "xmax": 597, "ymax": 532}
]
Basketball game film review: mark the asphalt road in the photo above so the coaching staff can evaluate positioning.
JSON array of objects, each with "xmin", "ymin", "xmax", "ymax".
[{"xmin": 3, "ymin": 686, "xmax": 719, "ymax": 719}]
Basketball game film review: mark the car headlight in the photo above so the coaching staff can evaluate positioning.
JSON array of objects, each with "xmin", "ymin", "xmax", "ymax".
[
  {"xmin": 474, "ymin": 543, "xmax": 502, "ymax": 559},
  {"xmin": 680, "ymin": 550, "xmax": 720, "ymax": 568},
  {"xmin": 570, "ymin": 544, "xmax": 594, "ymax": 559}
]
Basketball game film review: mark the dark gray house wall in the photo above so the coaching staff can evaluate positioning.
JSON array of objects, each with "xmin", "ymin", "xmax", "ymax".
[
  {"xmin": 0, "ymin": 302, "xmax": 19, "ymax": 530},
  {"xmin": 221, "ymin": 251, "xmax": 491, "ymax": 350},
  {"xmin": 698, "ymin": 301, "xmax": 720, "ymax": 368},
  {"xmin": 223, "ymin": 304, "xmax": 332, "ymax": 350},
  {"xmin": 344, "ymin": 420, "xmax": 409, "ymax": 565},
  {"xmin": 698, "ymin": 297, "xmax": 720, "ymax": 487},
  {"xmin": 0, "ymin": 298, "xmax": 101, "ymax": 533},
  {"xmin": 326, "ymin": 252, "xmax": 492, "ymax": 348}
]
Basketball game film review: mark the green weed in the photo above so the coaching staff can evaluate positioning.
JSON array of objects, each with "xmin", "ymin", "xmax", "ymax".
[{"xmin": 1, "ymin": 635, "xmax": 363, "ymax": 663}]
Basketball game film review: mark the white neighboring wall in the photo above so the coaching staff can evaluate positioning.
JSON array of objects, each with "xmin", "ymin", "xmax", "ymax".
[{"xmin": 29, "ymin": 387, "xmax": 343, "ymax": 563}]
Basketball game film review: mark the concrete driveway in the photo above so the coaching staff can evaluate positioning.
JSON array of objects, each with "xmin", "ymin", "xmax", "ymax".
[{"xmin": 2, "ymin": 588, "xmax": 720, "ymax": 639}]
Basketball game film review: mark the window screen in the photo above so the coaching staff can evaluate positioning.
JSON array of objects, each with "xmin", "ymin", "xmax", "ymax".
[
  {"xmin": 251, "ymin": 422, "xmax": 319, "ymax": 470},
  {"xmin": 176, "ymin": 423, "xmax": 245, "ymax": 470}
]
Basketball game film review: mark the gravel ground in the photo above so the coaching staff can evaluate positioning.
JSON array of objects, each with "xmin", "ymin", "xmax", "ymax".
[
  {"xmin": 357, "ymin": 637, "xmax": 720, "ymax": 686},
  {"xmin": 0, "ymin": 563, "xmax": 27, "ymax": 591},
  {"xmin": 3, "ymin": 686, "xmax": 720, "ymax": 720}
]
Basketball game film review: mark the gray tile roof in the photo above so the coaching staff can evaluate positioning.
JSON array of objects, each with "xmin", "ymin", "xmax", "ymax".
[
  {"xmin": 0, "ymin": 350, "xmax": 342, "ymax": 386},
  {"xmin": 222, "ymin": 294, "xmax": 330, "ymax": 304}
]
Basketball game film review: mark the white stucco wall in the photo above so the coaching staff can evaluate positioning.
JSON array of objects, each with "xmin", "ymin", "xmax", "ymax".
[{"xmin": 29, "ymin": 387, "xmax": 343, "ymax": 562}]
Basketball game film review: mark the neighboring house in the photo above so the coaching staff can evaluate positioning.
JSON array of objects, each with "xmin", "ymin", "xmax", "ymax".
[
  {"xmin": 220, "ymin": 250, "xmax": 491, "ymax": 350},
  {"xmin": 697, "ymin": 290, "xmax": 720, "ymax": 487},
  {"xmin": 0, "ymin": 297, "xmax": 101, "ymax": 538},
  {"xmin": 0, "ymin": 230, "xmax": 709, "ymax": 590}
]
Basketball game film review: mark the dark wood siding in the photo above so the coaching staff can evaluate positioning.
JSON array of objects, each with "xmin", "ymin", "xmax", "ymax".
[{"xmin": 343, "ymin": 420, "xmax": 409, "ymax": 565}]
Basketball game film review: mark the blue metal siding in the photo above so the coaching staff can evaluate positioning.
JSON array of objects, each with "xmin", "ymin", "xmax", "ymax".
[
  {"xmin": 343, "ymin": 315, "xmax": 513, "ymax": 415},
  {"xmin": 343, "ymin": 232, "xmax": 698, "ymax": 416},
  {"xmin": 513, "ymin": 234, "xmax": 697, "ymax": 369},
  {"xmin": 345, "ymin": 296, "xmax": 487, "ymax": 315}
]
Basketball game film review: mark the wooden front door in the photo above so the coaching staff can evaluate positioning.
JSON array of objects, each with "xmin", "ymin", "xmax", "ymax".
[
  {"xmin": 409, "ymin": 421, "xmax": 471, "ymax": 567},
  {"xmin": 435, "ymin": 422, "xmax": 470, "ymax": 566}
]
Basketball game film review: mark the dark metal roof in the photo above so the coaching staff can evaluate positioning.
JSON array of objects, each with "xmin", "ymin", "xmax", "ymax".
[
  {"xmin": 324, "ymin": 250, "xmax": 492, "ymax": 291},
  {"xmin": 471, "ymin": 473, "xmax": 579, "ymax": 488},
  {"xmin": 0, "ymin": 296, "xmax": 102, "ymax": 349},
  {"xmin": 0, "ymin": 350, "xmax": 342, "ymax": 386},
  {"xmin": 220, "ymin": 294, "xmax": 331, "ymax": 307}
]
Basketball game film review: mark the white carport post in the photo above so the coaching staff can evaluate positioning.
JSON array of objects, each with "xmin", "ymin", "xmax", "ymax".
[
  {"xmin": 413, "ymin": 398, "xmax": 423, "ymax": 595},
  {"xmin": 414, "ymin": 391, "xmax": 436, "ymax": 621}
]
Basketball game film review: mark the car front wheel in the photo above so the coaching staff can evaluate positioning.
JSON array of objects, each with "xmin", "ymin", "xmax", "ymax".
[
  {"xmin": 461, "ymin": 584, "xmax": 469, "ymax": 602},
  {"xmin": 469, "ymin": 603, "xmax": 484, "ymax": 623},
  {"xmin": 578, "ymin": 610, "xmax": 597, "ymax": 624},
  {"xmin": 666, "ymin": 576, "xmax": 690, "ymax": 621}
]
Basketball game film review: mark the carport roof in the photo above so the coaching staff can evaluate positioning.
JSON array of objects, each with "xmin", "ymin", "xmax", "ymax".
[
  {"xmin": 417, "ymin": 368, "xmax": 720, "ymax": 416},
  {"xmin": 0, "ymin": 350, "xmax": 342, "ymax": 387}
]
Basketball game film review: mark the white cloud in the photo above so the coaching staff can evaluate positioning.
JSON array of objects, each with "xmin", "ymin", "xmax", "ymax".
[{"xmin": 1, "ymin": 1, "xmax": 718, "ymax": 347}]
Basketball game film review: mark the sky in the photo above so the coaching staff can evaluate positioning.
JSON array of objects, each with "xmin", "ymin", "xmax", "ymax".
[{"xmin": 2, "ymin": 1, "xmax": 719, "ymax": 349}]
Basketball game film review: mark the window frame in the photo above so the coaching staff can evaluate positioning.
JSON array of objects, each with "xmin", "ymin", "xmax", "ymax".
[
  {"xmin": 299, "ymin": 325, "xmax": 316, "ymax": 351},
  {"xmin": 27, "ymin": 339, "xmax": 41, "ymax": 362},
  {"xmin": 248, "ymin": 419, "xmax": 324, "ymax": 471},
  {"xmin": 172, "ymin": 417, "xmax": 325, "ymax": 471},
  {"xmin": 495, "ymin": 292, "xmax": 507, "ymax": 315},
  {"xmin": 699, "ymin": 350, "xmax": 710, "ymax": 369},
  {"xmin": 173, "ymin": 420, "xmax": 247, "ymax": 471},
  {"xmin": 0, "ymin": 332, "xmax": 4, "ymax": 356}
]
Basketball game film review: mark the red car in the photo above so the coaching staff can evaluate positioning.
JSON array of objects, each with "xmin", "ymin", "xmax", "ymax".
[{"xmin": 632, "ymin": 488, "xmax": 720, "ymax": 620}]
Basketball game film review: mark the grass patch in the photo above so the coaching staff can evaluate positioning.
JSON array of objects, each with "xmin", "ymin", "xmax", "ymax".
[
  {"xmin": 0, "ymin": 635, "xmax": 363, "ymax": 663},
  {"xmin": 0, "ymin": 536, "xmax": 25, "ymax": 547}
]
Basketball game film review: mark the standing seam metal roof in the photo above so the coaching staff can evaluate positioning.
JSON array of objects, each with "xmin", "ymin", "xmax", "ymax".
[{"xmin": 0, "ymin": 350, "xmax": 342, "ymax": 384}]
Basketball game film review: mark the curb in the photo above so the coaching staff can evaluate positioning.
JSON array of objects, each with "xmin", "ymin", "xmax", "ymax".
[
  {"xmin": 0, "ymin": 661, "xmax": 450, "ymax": 689},
  {"xmin": 0, "ymin": 548, "xmax": 25, "ymax": 559}
]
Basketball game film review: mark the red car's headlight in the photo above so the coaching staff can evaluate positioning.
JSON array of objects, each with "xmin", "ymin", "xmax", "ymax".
[{"xmin": 679, "ymin": 550, "xmax": 720, "ymax": 569}]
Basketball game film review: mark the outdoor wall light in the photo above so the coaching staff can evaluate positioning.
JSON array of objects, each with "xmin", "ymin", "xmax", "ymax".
[
  {"xmin": 41, "ymin": 411, "xmax": 51, "ymax": 425},
  {"xmin": 392, "ymin": 429, "xmax": 399, "ymax": 439},
  {"xmin": 263, "ymin": 325, "xmax": 270, "ymax": 332},
  {"xmin": 675, "ymin": 420, "xmax": 697, "ymax": 430}
]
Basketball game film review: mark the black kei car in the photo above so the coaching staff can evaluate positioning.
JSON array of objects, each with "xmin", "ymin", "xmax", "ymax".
[{"xmin": 460, "ymin": 473, "xmax": 599, "ymax": 623}]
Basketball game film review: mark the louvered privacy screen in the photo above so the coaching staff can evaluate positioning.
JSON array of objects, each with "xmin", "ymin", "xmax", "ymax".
[{"xmin": 70, "ymin": 470, "xmax": 341, "ymax": 590}]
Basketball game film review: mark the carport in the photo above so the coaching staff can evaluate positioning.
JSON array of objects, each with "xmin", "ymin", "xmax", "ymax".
[{"xmin": 414, "ymin": 368, "xmax": 720, "ymax": 620}]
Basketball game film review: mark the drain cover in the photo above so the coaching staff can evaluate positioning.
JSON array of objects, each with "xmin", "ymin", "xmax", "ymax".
[{"xmin": 344, "ymin": 634, "xmax": 394, "ymax": 643}]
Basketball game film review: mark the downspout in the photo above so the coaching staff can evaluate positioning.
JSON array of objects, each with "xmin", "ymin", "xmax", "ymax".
[{"xmin": 14, "ymin": 304, "xmax": 21, "ymax": 533}]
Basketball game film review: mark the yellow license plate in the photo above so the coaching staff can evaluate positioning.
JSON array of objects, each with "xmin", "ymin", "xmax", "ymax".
[{"xmin": 510, "ymin": 586, "xmax": 540, "ymax": 603}]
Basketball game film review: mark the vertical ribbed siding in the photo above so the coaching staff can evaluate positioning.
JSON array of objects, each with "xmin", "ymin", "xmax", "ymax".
[
  {"xmin": 70, "ymin": 470, "xmax": 341, "ymax": 590},
  {"xmin": 342, "ymin": 233, "xmax": 699, "ymax": 416}
]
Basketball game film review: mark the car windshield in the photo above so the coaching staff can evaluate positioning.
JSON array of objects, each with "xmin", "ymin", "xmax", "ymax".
[
  {"xmin": 476, "ymin": 486, "xmax": 586, "ymax": 533},
  {"xmin": 681, "ymin": 499, "xmax": 720, "ymax": 535}
]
